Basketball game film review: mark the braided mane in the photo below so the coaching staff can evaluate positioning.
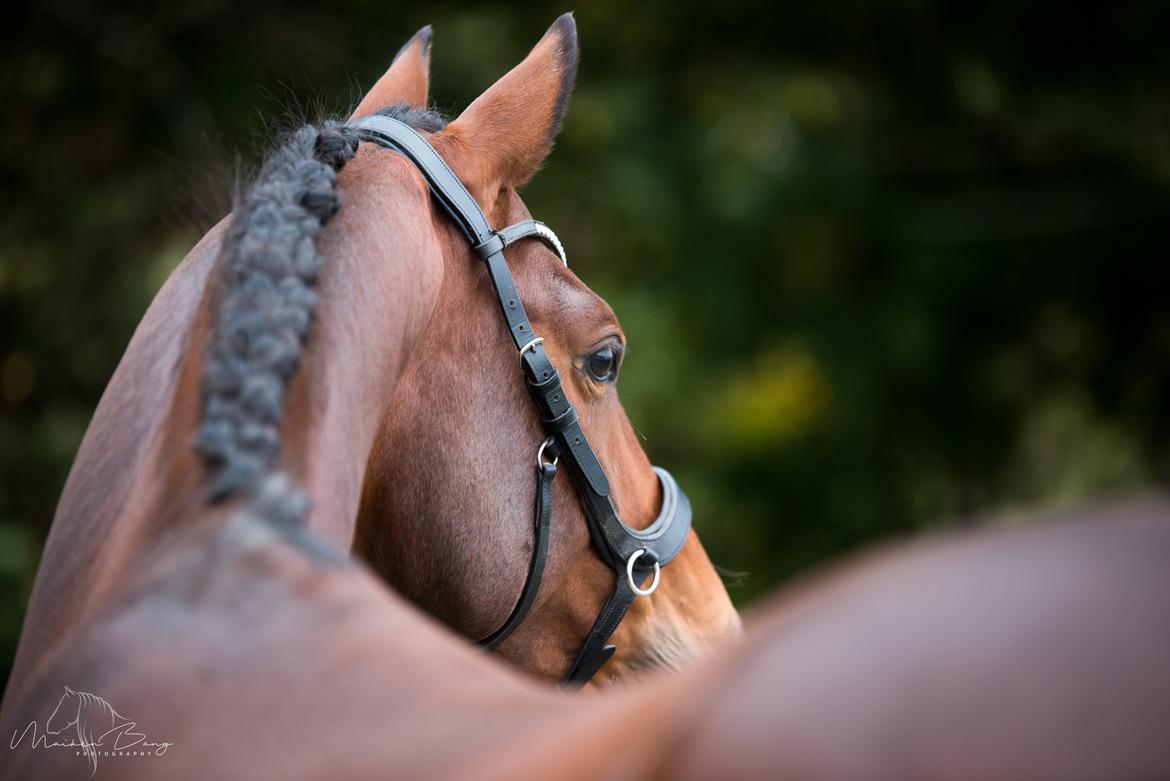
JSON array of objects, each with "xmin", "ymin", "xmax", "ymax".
[{"xmin": 193, "ymin": 105, "xmax": 445, "ymax": 525}]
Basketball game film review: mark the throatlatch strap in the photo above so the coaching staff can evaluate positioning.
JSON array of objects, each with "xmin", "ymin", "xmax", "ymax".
[{"xmin": 479, "ymin": 462, "xmax": 557, "ymax": 649}]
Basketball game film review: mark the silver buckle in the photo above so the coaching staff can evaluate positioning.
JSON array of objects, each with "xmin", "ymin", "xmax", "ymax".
[{"xmin": 518, "ymin": 336, "xmax": 544, "ymax": 367}]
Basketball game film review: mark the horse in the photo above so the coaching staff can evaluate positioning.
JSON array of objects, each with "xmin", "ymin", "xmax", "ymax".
[
  {"xmin": 1, "ymin": 13, "xmax": 739, "ymax": 700},
  {"xmin": 2, "ymin": 13, "xmax": 1168, "ymax": 780}
]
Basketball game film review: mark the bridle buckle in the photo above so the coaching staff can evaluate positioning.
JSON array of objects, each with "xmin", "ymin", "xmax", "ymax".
[{"xmin": 519, "ymin": 336, "xmax": 545, "ymax": 362}]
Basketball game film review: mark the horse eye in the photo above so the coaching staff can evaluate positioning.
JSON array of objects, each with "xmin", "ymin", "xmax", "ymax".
[{"xmin": 586, "ymin": 347, "xmax": 619, "ymax": 383}]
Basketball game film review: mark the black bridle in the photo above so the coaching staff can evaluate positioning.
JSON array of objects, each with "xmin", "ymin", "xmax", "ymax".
[{"xmin": 352, "ymin": 115, "xmax": 692, "ymax": 686}]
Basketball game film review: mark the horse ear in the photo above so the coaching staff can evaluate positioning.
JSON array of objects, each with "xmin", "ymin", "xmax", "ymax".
[
  {"xmin": 442, "ymin": 13, "xmax": 578, "ymax": 190},
  {"xmin": 349, "ymin": 26, "xmax": 432, "ymax": 120}
]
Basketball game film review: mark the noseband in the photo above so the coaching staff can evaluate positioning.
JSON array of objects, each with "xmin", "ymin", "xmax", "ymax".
[{"xmin": 352, "ymin": 115, "xmax": 692, "ymax": 686}]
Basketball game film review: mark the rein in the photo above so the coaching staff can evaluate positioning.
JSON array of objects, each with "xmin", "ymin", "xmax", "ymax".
[{"xmin": 351, "ymin": 115, "xmax": 692, "ymax": 686}]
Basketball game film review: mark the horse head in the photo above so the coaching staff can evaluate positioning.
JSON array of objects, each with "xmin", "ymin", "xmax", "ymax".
[
  {"xmin": 44, "ymin": 686, "xmax": 78, "ymax": 735},
  {"xmin": 342, "ymin": 16, "xmax": 741, "ymax": 685}
]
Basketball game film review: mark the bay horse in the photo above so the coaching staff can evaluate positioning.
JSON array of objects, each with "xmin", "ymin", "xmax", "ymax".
[
  {"xmin": 2, "ymin": 14, "xmax": 738, "ymax": 695},
  {"xmin": 2, "ymin": 13, "xmax": 1168, "ymax": 780}
]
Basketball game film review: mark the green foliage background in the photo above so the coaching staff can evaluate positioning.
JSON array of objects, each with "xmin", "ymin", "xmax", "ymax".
[{"xmin": 3, "ymin": 1, "xmax": 1168, "ymax": 686}]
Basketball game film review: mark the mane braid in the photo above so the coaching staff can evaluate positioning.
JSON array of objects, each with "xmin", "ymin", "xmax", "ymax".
[{"xmin": 194, "ymin": 121, "xmax": 359, "ymax": 523}]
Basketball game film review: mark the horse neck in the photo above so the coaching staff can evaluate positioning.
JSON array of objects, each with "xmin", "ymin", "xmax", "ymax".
[
  {"xmin": 273, "ymin": 169, "xmax": 444, "ymax": 540},
  {"xmin": 10, "ymin": 153, "xmax": 442, "ymax": 677}
]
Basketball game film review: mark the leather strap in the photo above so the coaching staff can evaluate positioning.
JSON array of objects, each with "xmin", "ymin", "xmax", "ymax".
[
  {"xmin": 353, "ymin": 115, "xmax": 492, "ymax": 246},
  {"xmin": 479, "ymin": 462, "xmax": 557, "ymax": 649},
  {"xmin": 481, "ymin": 248, "xmax": 544, "ymax": 350},
  {"xmin": 563, "ymin": 575, "xmax": 633, "ymax": 685}
]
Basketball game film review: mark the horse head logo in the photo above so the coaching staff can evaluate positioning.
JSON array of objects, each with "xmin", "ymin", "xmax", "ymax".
[
  {"xmin": 44, "ymin": 685, "xmax": 79, "ymax": 735},
  {"xmin": 43, "ymin": 685, "xmax": 126, "ymax": 774}
]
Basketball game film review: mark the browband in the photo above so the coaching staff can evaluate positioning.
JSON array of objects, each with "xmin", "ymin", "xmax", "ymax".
[{"xmin": 499, "ymin": 219, "xmax": 568, "ymax": 267}]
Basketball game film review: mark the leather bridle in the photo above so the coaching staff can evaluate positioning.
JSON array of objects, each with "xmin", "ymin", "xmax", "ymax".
[{"xmin": 352, "ymin": 115, "xmax": 693, "ymax": 686}]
